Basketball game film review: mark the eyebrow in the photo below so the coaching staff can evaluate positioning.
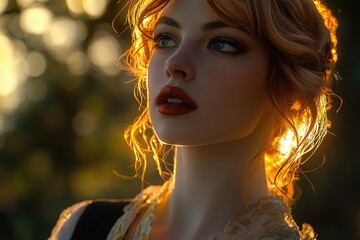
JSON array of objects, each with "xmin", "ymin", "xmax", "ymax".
[
  {"xmin": 155, "ymin": 16, "xmax": 180, "ymax": 29},
  {"xmin": 202, "ymin": 21, "xmax": 230, "ymax": 31},
  {"xmin": 155, "ymin": 16, "xmax": 248, "ymax": 33}
]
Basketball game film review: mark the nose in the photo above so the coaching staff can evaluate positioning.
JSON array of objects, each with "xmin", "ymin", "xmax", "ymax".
[{"xmin": 165, "ymin": 48, "xmax": 195, "ymax": 81}]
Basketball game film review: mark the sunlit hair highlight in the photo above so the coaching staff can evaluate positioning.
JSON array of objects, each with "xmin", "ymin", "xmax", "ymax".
[
  {"xmin": 120, "ymin": 0, "xmax": 338, "ymax": 202},
  {"xmin": 122, "ymin": 0, "xmax": 172, "ymax": 182}
]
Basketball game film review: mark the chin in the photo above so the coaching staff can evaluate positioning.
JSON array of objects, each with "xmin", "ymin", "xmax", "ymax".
[
  {"xmin": 155, "ymin": 129, "xmax": 238, "ymax": 147},
  {"xmin": 155, "ymin": 130, "xmax": 197, "ymax": 146}
]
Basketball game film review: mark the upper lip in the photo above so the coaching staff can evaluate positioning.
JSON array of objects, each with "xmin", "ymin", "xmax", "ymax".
[{"xmin": 156, "ymin": 86, "xmax": 198, "ymax": 109}]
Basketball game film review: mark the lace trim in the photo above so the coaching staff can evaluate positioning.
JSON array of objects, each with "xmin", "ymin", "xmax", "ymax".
[
  {"xmin": 106, "ymin": 185, "xmax": 163, "ymax": 240},
  {"xmin": 106, "ymin": 183, "xmax": 316, "ymax": 240}
]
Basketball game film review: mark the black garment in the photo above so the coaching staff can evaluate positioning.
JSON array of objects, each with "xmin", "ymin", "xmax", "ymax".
[{"xmin": 71, "ymin": 201, "xmax": 129, "ymax": 240}]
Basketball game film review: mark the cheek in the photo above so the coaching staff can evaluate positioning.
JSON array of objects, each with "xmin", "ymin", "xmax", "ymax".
[
  {"xmin": 207, "ymin": 61, "xmax": 268, "ymax": 108},
  {"xmin": 147, "ymin": 57, "xmax": 169, "ymax": 132},
  {"xmin": 147, "ymin": 58, "xmax": 163, "ymax": 105},
  {"xmin": 202, "ymin": 60, "xmax": 270, "ymax": 136}
]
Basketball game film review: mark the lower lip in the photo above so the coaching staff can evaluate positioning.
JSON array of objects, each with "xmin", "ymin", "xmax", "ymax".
[{"xmin": 158, "ymin": 103, "xmax": 196, "ymax": 115}]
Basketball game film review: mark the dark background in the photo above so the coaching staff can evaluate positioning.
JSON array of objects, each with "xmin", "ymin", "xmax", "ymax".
[{"xmin": 0, "ymin": 0, "xmax": 358, "ymax": 239}]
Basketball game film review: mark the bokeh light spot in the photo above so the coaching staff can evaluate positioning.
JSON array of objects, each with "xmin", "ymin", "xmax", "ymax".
[
  {"xmin": 82, "ymin": 0, "xmax": 108, "ymax": 19},
  {"xmin": 25, "ymin": 51, "xmax": 47, "ymax": 77},
  {"xmin": 0, "ymin": 0, "xmax": 8, "ymax": 15},
  {"xmin": 0, "ymin": 34, "xmax": 18, "ymax": 97},
  {"xmin": 16, "ymin": 0, "xmax": 35, "ymax": 8},
  {"xmin": 0, "ymin": 34, "xmax": 14, "ymax": 64},
  {"xmin": 65, "ymin": 0, "xmax": 84, "ymax": 16},
  {"xmin": 19, "ymin": 6, "xmax": 53, "ymax": 35},
  {"xmin": 43, "ymin": 17, "xmax": 87, "ymax": 61},
  {"xmin": 66, "ymin": 51, "xmax": 90, "ymax": 76},
  {"xmin": 88, "ymin": 34, "xmax": 122, "ymax": 76},
  {"xmin": 0, "ymin": 70, "xmax": 18, "ymax": 97},
  {"xmin": 0, "ymin": 89, "xmax": 24, "ymax": 113}
]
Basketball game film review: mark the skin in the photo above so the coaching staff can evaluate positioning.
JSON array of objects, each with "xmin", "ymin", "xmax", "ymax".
[
  {"xmin": 127, "ymin": 0, "xmax": 274, "ymax": 239},
  {"xmin": 148, "ymin": 1, "xmax": 271, "ymax": 146}
]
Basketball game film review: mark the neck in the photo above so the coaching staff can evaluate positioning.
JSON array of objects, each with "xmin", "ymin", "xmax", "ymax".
[{"xmin": 152, "ymin": 139, "xmax": 270, "ymax": 240}]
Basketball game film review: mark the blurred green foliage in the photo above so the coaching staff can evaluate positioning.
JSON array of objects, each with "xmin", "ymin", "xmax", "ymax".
[{"xmin": 0, "ymin": 0, "xmax": 358, "ymax": 239}]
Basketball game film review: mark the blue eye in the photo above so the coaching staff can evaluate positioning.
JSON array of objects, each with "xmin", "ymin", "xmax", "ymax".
[
  {"xmin": 208, "ymin": 37, "xmax": 245, "ymax": 54},
  {"xmin": 153, "ymin": 33, "xmax": 177, "ymax": 49}
]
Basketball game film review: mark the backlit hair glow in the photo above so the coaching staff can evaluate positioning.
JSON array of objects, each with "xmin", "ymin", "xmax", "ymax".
[{"xmin": 120, "ymin": 0, "xmax": 338, "ymax": 202}]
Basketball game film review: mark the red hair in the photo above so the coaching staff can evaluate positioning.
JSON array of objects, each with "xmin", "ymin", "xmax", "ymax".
[{"xmin": 119, "ymin": 0, "xmax": 338, "ymax": 203}]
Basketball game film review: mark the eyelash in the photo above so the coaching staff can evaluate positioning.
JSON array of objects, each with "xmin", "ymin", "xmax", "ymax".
[
  {"xmin": 152, "ymin": 32, "xmax": 246, "ymax": 54},
  {"xmin": 207, "ymin": 36, "xmax": 246, "ymax": 54},
  {"xmin": 152, "ymin": 32, "xmax": 177, "ymax": 49}
]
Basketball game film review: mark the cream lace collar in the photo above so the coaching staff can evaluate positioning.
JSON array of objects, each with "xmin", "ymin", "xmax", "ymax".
[{"xmin": 106, "ymin": 181, "xmax": 315, "ymax": 240}]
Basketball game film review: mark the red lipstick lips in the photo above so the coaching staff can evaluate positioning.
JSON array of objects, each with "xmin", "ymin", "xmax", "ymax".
[{"xmin": 156, "ymin": 86, "xmax": 198, "ymax": 115}]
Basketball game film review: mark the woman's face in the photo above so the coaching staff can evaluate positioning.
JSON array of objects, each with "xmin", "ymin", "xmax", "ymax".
[{"xmin": 148, "ymin": 0, "xmax": 272, "ymax": 146}]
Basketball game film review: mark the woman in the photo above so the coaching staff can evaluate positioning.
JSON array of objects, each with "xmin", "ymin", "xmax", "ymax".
[{"xmin": 50, "ymin": 0, "xmax": 338, "ymax": 239}]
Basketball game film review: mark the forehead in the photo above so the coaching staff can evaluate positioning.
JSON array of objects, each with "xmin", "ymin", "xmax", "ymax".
[
  {"xmin": 160, "ymin": 0, "xmax": 216, "ymax": 21},
  {"xmin": 159, "ymin": 0, "xmax": 250, "ymax": 31}
]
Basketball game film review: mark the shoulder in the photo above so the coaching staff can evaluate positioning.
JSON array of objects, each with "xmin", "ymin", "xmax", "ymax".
[
  {"xmin": 260, "ymin": 222, "xmax": 301, "ymax": 240},
  {"xmin": 260, "ymin": 222, "xmax": 316, "ymax": 240},
  {"xmin": 49, "ymin": 200, "xmax": 131, "ymax": 240},
  {"xmin": 242, "ymin": 196, "xmax": 316, "ymax": 240},
  {"xmin": 49, "ymin": 200, "xmax": 92, "ymax": 240}
]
